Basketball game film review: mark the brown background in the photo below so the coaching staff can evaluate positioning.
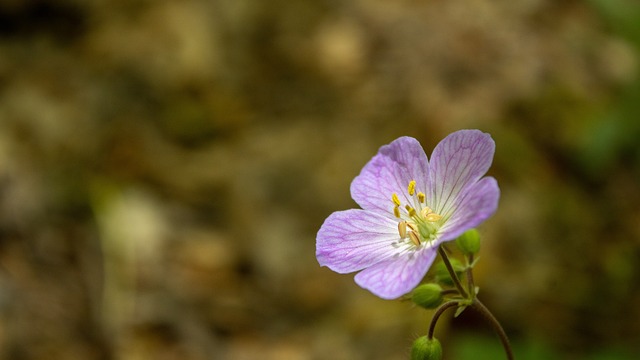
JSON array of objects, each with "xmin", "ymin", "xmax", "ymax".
[{"xmin": 0, "ymin": 0, "xmax": 639, "ymax": 359}]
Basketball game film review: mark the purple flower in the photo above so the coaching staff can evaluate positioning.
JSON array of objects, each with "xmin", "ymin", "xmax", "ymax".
[{"xmin": 316, "ymin": 130, "xmax": 499, "ymax": 299}]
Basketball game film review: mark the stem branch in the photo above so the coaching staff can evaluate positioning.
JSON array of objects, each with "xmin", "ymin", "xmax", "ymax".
[
  {"xmin": 466, "ymin": 253, "xmax": 475, "ymax": 298},
  {"xmin": 440, "ymin": 289, "xmax": 460, "ymax": 297}
]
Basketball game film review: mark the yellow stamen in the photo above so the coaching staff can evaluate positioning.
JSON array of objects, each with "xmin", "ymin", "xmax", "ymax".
[
  {"xmin": 405, "ymin": 205, "xmax": 416, "ymax": 217},
  {"xmin": 393, "ymin": 206, "xmax": 401, "ymax": 218},
  {"xmin": 417, "ymin": 192, "xmax": 425, "ymax": 203},
  {"xmin": 398, "ymin": 221, "xmax": 407, "ymax": 239},
  {"xmin": 407, "ymin": 180, "xmax": 416, "ymax": 196},
  {"xmin": 409, "ymin": 231, "xmax": 421, "ymax": 246},
  {"xmin": 392, "ymin": 193, "xmax": 401, "ymax": 207},
  {"xmin": 406, "ymin": 222, "xmax": 418, "ymax": 232}
]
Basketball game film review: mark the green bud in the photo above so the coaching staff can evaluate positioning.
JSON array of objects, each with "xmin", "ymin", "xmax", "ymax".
[
  {"xmin": 411, "ymin": 336, "xmax": 442, "ymax": 360},
  {"xmin": 412, "ymin": 283, "xmax": 443, "ymax": 309},
  {"xmin": 455, "ymin": 229, "xmax": 481, "ymax": 255},
  {"xmin": 434, "ymin": 258, "xmax": 465, "ymax": 286}
]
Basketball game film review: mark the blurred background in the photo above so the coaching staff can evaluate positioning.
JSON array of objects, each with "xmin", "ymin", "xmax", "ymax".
[{"xmin": 0, "ymin": 0, "xmax": 639, "ymax": 359}]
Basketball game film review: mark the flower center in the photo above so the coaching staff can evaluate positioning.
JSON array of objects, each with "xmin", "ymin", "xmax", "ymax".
[{"xmin": 392, "ymin": 180, "xmax": 443, "ymax": 247}]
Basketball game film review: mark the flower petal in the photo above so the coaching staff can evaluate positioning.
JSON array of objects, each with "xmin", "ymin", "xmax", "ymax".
[
  {"xmin": 354, "ymin": 247, "xmax": 438, "ymax": 299},
  {"xmin": 351, "ymin": 137, "xmax": 430, "ymax": 217},
  {"xmin": 437, "ymin": 176, "xmax": 499, "ymax": 243},
  {"xmin": 316, "ymin": 209, "xmax": 402, "ymax": 273},
  {"xmin": 429, "ymin": 130, "xmax": 495, "ymax": 217}
]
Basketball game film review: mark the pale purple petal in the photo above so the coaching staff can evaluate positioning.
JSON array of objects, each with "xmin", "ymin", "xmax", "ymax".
[
  {"xmin": 316, "ymin": 131, "xmax": 500, "ymax": 300},
  {"xmin": 317, "ymin": 209, "xmax": 401, "ymax": 273},
  {"xmin": 351, "ymin": 137, "xmax": 430, "ymax": 218},
  {"xmin": 429, "ymin": 130, "xmax": 495, "ymax": 218},
  {"xmin": 354, "ymin": 247, "xmax": 438, "ymax": 299},
  {"xmin": 436, "ymin": 177, "xmax": 499, "ymax": 243}
]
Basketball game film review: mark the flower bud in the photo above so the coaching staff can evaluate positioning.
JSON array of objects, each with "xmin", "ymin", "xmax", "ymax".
[
  {"xmin": 455, "ymin": 229, "xmax": 481, "ymax": 255},
  {"xmin": 411, "ymin": 283, "xmax": 443, "ymax": 309},
  {"xmin": 434, "ymin": 258, "xmax": 465, "ymax": 286},
  {"xmin": 411, "ymin": 336, "xmax": 442, "ymax": 360}
]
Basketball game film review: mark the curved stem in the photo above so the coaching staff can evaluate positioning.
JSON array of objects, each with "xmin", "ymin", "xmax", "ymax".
[
  {"xmin": 437, "ymin": 246, "xmax": 468, "ymax": 298},
  {"xmin": 471, "ymin": 299, "xmax": 514, "ymax": 360},
  {"xmin": 427, "ymin": 300, "xmax": 459, "ymax": 339}
]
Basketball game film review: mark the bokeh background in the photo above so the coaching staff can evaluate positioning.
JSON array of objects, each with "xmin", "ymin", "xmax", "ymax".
[{"xmin": 1, "ymin": 0, "xmax": 639, "ymax": 359}]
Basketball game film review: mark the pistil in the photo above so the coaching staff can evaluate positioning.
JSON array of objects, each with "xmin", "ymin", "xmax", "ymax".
[{"xmin": 391, "ymin": 180, "xmax": 443, "ymax": 246}]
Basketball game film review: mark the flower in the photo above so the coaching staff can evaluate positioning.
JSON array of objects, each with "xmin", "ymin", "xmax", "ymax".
[{"xmin": 316, "ymin": 130, "xmax": 499, "ymax": 299}]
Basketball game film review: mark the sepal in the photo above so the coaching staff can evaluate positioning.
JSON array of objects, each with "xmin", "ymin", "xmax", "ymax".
[
  {"xmin": 411, "ymin": 336, "xmax": 442, "ymax": 360},
  {"xmin": 411, "ymin": 283, "xmax": 443, "ymax": 309},
  {"xmin": 434, "ymin": 259, "xmax": 465, "ymax": 286},
  {"xmin": 455, "ymin": 229, "xmax": 481, "ymax": 255}
]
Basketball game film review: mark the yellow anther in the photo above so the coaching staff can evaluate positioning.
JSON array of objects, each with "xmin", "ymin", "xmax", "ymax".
[
  {"xmin": 393, "ymin": 206, "xmax": 401, "ymax": 218},
  {"xmin": 417, "ymin": 192, "xmax": 425, "ymax": 203},
  {"xmin": 407, "ymin": 180, "xmax": 416, "ymax": 196},
  {"xmin": 405, "ymin": 205, "xmax": 416, "ymax": 217},
  {"xmin": 398, "ymin": 221, "xmax": 407, "ymax": 239},
  {"xmin": 406, "ymin": 222, "xmax": 418, "ymax": 232},
  {"xmin": 392, "ymin": 193, "xmax": 401, "ymax": 207},
  {"xmin": 409, "ymin": 231, "xmax": 421, "ymax": 246}
]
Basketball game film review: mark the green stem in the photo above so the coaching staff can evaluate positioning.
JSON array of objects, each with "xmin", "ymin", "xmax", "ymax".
[
  {"xmin": 471, "ymin": 299, "xmax": 514, "ymax": 360},
  {"xmin": 466, "ymin": 253, "xmax": 476, "ymax": 298},
  {"xmin": 427, "ymin": 300, "xmax": 459, "ymax": 339},
  {"xmin": 440, "ymin": 289, "xmax": 460, "ymax": 297},
  {"xmin": 437, "ymin": 246, "xmax": 468, "ymax": 298}
]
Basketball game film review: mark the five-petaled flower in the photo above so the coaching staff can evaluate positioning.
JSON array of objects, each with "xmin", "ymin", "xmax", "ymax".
[{"xmin": 316, "ymin": 130, "xmax": 499, "ymax": 299}]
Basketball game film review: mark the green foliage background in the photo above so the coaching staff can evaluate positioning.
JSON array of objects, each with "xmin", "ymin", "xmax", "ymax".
[{"xmin": 0, "ymin": 0, "xmax": 638, "ymax": 359}]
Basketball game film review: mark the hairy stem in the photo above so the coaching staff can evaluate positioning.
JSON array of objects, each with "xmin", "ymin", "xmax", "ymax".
[
  {"xmin": 437, "ymin": 246, "xmax": 468, "ymax": 298},
  {"xmin": 427, "ymin": 300, "xmax": 460, "ymax": 339}
]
